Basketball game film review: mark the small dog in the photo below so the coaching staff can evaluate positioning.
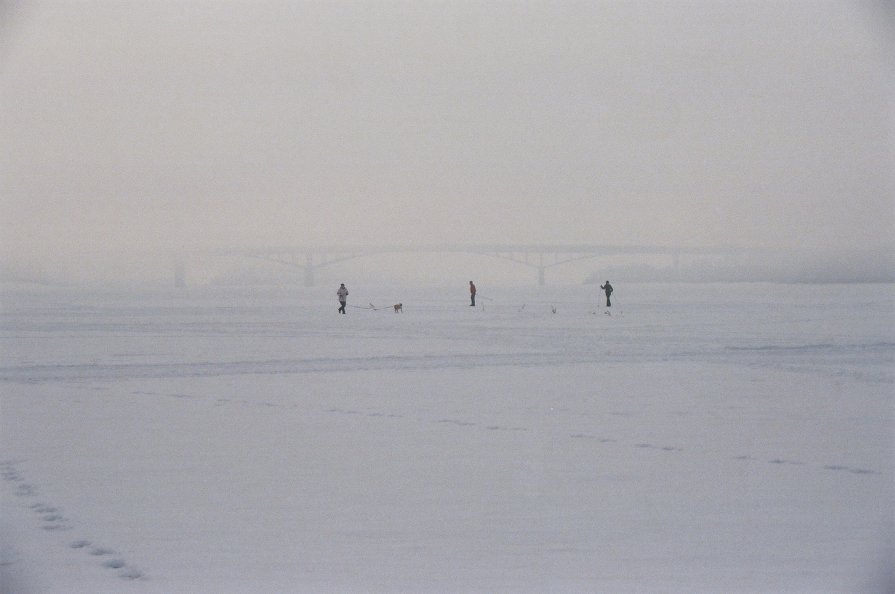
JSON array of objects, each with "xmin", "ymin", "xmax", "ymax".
[{"xmin": 393, "ymin": 303, "xmax": 403, "ymax": 313}]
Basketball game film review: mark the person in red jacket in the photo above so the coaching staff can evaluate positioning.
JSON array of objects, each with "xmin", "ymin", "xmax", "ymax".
[{"xmin": 469, "ymin": 281, "xmax": 476, "ymax": 307}]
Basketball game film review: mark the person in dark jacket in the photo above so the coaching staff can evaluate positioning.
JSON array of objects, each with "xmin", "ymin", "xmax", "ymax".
[
  {"xmin": 600, "ymin": 281, "xmax": 613, "ymax": 307},
  {"xmin": 469, "ymin": 281, "xmax": 476, "ymax": 307},
  {"xmin": 337, "ymin": 283, "xmax": 348, "ymax": 314}
]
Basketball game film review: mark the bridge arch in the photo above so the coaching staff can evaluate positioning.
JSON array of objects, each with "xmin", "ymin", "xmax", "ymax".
[{"xmin": 182, "ymin": 244, "xmax": 744, "ymax": 287}]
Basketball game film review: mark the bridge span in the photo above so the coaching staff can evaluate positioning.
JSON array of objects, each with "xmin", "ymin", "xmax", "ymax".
[{"xmin": 180, "ymin": 243, "xmax": 748, "ymax": 287}]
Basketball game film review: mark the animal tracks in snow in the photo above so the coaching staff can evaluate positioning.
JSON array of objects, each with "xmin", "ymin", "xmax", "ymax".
[
  {"xmin": 570, "ymin": 433, "xmax": 617, "ymax": 443},
  {"xmin": 121, "ymin": 390, "xmax": 884, "ymax": 481},
  {"xmin": 435, "ymin": 418, "xmax": 478, "ymax": 427},
  {"xmin": 564, "ymin": 435, "xmax": 881, "ymax": 477},
  {"xmin": 571, "ymin": 432, "xmax": 682, "ymax": 452},
  {"xmin": 732, "ymin": 454, "xmax": 879, "ymax": 475},
  {"xmin": 327, "ymin": 407, "xmax": 404, "ymax": 419},
  {"xmin": 326, "ymin": 405, "xmax": 530, "ymax": 433},
  {"xmin": 822, "ymin": 464, "xmax": 878, "ymax": 475},
  {"xmin": 768, "ymin": 458, "xmax": 806, "ymax": 466},
  {"xmin": 132, "ymin": 389, "xmax": 196, "ymax": 400},
  {"xmin": 0, "ymin": 460, "xmax": 147, "ymax": 582},
  {"xmin": 172, "ymin": 395, "xmax": 883, "ymax": 479},
  {"xmin": 635, "ymin": 443, "xmax": 683, "ymax": 452}
]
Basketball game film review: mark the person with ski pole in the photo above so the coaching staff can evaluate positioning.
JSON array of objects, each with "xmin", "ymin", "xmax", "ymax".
[
  {"xmin": 337, "ymin": 283, "xmax": 349, "ymax": 314},
  {"xmin": 469, "ymin": 281, "xmax": 476, "ymax": 307},
  {"xmin": 600, "ymin": 280, "xmax": 613, "ymax": 307}
]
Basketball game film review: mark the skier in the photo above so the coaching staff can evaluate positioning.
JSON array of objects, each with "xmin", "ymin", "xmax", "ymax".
[
  {"xmin": 600, "ymin": 280, "xmax": 613, "ymax": 307},
  {"xmin": 337, "ymin": 283, "xmax": 348, "ymax": 314},
  {"xmin": 469, "ymin": 281, "xmax": 476, "ymax": 307}
]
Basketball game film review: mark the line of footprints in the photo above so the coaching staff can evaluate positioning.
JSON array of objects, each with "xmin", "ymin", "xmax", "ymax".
[
  {"xmin": 323, "ymin": 408, "xmax": 880, "ymax": 476},
  {"xmin": 1, "ymin": 460, "xmax": 146, "ymax": 582},
  {"xmin": 569, "ymin": 433, "xmax": 878, "ymax": 475}
]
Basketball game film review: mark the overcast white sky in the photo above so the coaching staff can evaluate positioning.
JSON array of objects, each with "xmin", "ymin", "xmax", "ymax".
[{"xmin": 1, "ymin": 0, "xmax": 893, "ymax": 280}]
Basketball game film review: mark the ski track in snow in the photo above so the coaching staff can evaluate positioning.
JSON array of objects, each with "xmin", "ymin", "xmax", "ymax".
[
  {"xmin": 0, "ymin": 352, "xmax": 598, "ymax": 384},
  {"xmin": 2, "ymin": 343, "xmax": 891, "ymax": 386},
  {"xmin": 0, "ymin": 460, "xmax": 147, "ymax": 583}
]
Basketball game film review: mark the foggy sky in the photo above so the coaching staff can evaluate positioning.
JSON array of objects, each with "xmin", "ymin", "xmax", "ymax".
[{"xmin": 1, "ymin": 0, "xmax": 893, "ymax": 282}]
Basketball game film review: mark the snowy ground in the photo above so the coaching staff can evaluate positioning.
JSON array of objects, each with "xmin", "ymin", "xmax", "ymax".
[{"xmin": 1, "ymin": 283, "xmax": 892, "ymax": 593}]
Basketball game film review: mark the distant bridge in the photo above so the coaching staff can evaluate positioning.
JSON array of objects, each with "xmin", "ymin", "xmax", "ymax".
[{"xmin": 179, "ymin": 243, "xmax": 749, "ymax": 287}]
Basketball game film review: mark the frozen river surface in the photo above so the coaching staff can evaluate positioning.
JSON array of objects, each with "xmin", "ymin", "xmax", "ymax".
[{"xmin": 1, "ymin": 283, "xmax": 892, "ymax": 593}]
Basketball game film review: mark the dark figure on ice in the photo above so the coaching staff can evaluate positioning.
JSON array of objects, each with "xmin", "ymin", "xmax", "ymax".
[
  {"xmin": 337, "ymin": 283, "xmax": 348, "ymax": 314},
  {"xmin": 469, "ymin": 281, "xmax": 476, "ymax": 307},
  {"xmin": 600, "ymin": 281, "xmax": 613, "ymax": 307}
]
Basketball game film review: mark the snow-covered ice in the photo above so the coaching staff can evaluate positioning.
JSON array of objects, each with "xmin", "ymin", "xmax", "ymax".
[{"xmin": 1, "ymin": 283, "xmax": 892, "ymax": 593}]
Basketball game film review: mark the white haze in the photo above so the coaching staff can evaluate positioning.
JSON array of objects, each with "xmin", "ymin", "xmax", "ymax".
[{"xmin": 1, "ymin": 0, "xmax": 893, "ymax": 286}]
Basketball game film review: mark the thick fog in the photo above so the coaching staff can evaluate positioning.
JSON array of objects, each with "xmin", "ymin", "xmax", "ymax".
[{"xmin": 1, "ymin": 1, "xmax": 893, "ymax": 285}]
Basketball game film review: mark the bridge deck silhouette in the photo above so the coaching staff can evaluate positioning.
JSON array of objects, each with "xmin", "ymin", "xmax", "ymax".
[{"xmin": 185, "ymin": 243, "xmax": 747, "ymax": 287}]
